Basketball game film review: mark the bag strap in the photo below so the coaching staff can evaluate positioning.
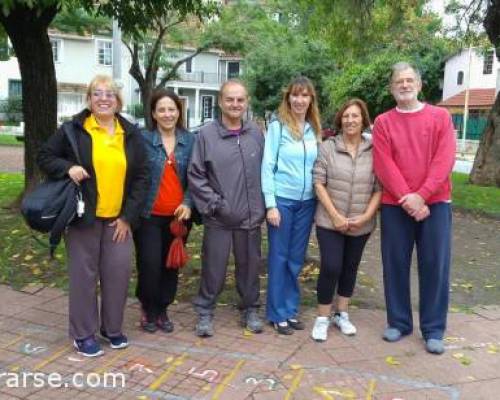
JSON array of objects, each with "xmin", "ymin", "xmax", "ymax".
[
  {"xmin": 272, "ymin": 122, "xmax": 283, "ymax": 174},
  {"xmin": 62, "ymin": 124, "xmax": 83, "ymax": 166}
]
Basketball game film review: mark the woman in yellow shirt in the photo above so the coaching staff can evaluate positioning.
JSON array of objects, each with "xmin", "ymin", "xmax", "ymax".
[{"xmin": 38, "ymin": 75, "xmax": 149, "ymax": 357}]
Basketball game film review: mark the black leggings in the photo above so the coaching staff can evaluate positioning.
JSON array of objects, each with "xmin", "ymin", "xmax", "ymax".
[
  {"xmin": 133, "ymin": 215, "xmax": 191, "ymax": 318},
  {"xmin": 316, "ymin": 226, "xmax": 370, "ymax": 305}
]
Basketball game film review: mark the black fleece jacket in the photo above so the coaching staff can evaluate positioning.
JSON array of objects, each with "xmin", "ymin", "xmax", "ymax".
[{"xmin": 37, "ymin": 109, "xmax": 149, "ymax": 228}]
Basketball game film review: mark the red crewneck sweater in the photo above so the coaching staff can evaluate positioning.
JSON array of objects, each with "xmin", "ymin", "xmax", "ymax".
[{"xmin": 373, "ymin": 104, "xmax": 456, "ymax": 205}]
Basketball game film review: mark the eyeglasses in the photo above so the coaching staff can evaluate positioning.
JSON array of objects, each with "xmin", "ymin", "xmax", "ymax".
[{"xmin": 92, "ymin": 90, "xmax": 116, "ymax": 99}]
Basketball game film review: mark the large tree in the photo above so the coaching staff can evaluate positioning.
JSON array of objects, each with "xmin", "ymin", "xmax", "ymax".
[
  {"xmin": 0, "ymin": 1, "xmax": 59, "ymax": 193},
  {"xmin": 469, "ymin": 0, "xmax": 500, "ymax": 186}
]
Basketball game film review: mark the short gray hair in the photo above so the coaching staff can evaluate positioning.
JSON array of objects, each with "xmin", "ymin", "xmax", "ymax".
[{"xmin": 390, "ymin": 62, "xmax": 421, "ymax": 84}]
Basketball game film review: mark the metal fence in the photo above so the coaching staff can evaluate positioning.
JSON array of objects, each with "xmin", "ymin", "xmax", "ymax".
[
  {"xmin": 176, "ymin": 71, "xmax": 231, "ymax": 85},
  {"xmin": 452, "ymin": 114, "xmax": 488, "ymax": 141}
]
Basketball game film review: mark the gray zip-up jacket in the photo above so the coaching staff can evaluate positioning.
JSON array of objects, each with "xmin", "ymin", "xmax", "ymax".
[{"xmin": 188, "ymin": 119, "xmax": 265, "ymax": 230}]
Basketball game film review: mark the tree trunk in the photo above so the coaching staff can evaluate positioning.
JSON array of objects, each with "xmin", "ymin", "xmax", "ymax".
[
  {"xmin": 0, "ymin": 4, "xmax": 58, "ymax": 193},
  {"xmin": 469, "ymin": 92, "xmax": 500, "ymax": 187},
  {"xmin": 141, "ymin": 83, "xmax": 154, "ymax": 131}
]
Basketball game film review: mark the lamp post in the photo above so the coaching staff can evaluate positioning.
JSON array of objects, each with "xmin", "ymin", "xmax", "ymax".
[{"xmin": 461, "ymin": 47, "xmax": 472, "ymax": 153}]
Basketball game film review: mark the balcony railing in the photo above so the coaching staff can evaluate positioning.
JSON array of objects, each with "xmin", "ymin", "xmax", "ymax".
[{"xmin": 175, "ymin": 71, "xmax": 238, "ymax": 85}]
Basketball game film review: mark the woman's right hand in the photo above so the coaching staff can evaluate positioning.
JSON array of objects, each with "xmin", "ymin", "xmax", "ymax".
[
  {"xmin": 266, "ymin": 207, "xmax": 281, "ymax": 227},
  {"xmin": 68, "ymin": 165, "xmax": 90, "ymax": 184},
  {"xmin": 331, "ymin": 213, "xmax": 349, "ymax": 232}
]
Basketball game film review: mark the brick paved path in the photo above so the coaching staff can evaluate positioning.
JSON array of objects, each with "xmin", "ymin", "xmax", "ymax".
[
  {"xmin": 0, "ymin": 285, "xmax": 499, "ymax": 399},
  {"xmin": 0, "ymin": 146, "xmax": 24, "ymax": 173}
]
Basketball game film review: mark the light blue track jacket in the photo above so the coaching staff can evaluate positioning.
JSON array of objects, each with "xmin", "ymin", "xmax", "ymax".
[{"xmin": 261, "ymin": 119, "xmax": 318, "ymax": 208}]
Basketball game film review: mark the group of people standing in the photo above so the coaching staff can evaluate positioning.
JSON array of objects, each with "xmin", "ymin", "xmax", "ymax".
[{"xmin": 37, "ymin": 60, "xmax": 455, "ymax": 358}]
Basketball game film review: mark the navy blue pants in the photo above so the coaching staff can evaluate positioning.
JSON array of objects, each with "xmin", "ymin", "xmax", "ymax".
[
  {"xmin": 266, "ymin": 197, "xmax": 316, "ymax": 323},
  {"xmin": 381, "ymin": 203, "xmax": 452, "ymax": 340}
]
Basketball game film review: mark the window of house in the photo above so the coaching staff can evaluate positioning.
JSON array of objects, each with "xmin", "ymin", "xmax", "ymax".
[
  {"xmin": 457, "ymin": 71, "xmax": 464, "ymax": 85},
  {"xmin": 271, "ymin": 12, "xmax": 282, "ymax": 23},
  {"xmin": 50, "ymin": 39, "xmax": 62, "ymax": 63},
  {"xmin": 483, "ymin": 50, "xmax": 494, "ymax": 75},
  {"xmin": 185, "ymin": 57, "xmax": 193, "ymax": 73},
  {"xmin": 227, "ymin": 61, "xmax": 240, "ymax": 79},
  {"xmin": 202, "ymin": 95, "xmax": 214, "ymax": 120},
  {"xmin": 8, "ymin": 79, "xmax": 22, "ymax": 97},
  {"xmin": 96, "ymin": 39, "xmax": 112, "ymax": 66}
]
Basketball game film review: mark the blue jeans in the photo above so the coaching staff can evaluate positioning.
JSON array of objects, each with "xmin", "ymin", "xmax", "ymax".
[
  {"xmin": 381, "ymin": 203, "xmax": 452, "ymax": 340},
  {"xmin": 266, "ymin": 197, "xmax": 316, "ymax": 322}
]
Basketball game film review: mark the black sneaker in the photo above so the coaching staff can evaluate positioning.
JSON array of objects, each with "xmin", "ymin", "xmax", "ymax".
[
  {"xmin": 273, "ymin": 321, "xmax": 294, "ymax": 335},
  {"xmin": 157, "ymin": 311, "xmax": 174, "ymax": 333},
  {"xmin": 100, "ymin": 330, "xmax": 128, "ymax": 349},
  {"xmin": 287, "ymin": 318, "xmax": 305, "ymax": 330},
  {"xmin": 73, "ymin": 335, "xmax": 104, "ymax": 357},
  {"xmin": 140, "ymin": 310, "xmax": 158, "ymax": 333}
]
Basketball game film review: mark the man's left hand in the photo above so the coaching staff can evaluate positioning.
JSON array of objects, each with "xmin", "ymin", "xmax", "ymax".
[{"xmin": 399, "ymin": 193, "xmax": 425, "ymax": 216}]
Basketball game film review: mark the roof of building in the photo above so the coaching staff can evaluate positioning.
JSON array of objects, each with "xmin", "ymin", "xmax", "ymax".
[{"xmin": 438, "ymin": 88, "xmax": 496, "ymax": 108}]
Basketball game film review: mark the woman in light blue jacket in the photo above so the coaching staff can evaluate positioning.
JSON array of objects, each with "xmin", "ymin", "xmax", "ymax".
[{"xmin": 262, "ymin": 76, "xmax": 322, "ymax": 335}]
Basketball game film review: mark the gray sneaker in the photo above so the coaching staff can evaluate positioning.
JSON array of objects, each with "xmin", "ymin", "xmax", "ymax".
[
  {"xmin": 195, "ymin": 314, "xmax": 214, "ymax": 337},
  {"xmin": 242, "ymin": 309, "xmax": 263, "ymax": 333}
]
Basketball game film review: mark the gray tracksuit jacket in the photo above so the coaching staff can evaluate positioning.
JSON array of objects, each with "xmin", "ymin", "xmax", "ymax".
[{"xmin": 188, "ymin": 119, "xmax": 265, "ymax": 230}]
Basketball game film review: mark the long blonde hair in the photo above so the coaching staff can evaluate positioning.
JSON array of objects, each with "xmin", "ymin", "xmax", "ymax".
[{"xmin": 277, "ymin": 76, "xmax": 322, "ymax": 141}]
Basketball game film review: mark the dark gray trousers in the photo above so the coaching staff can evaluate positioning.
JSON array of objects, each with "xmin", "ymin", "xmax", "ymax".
[
  {"xmin": 65, "ymin": 219, "xmax": 132, "ymax": 340},
  {"xmin": 193, "ymin": 225, "xmax": 261, "ymax": 316}
]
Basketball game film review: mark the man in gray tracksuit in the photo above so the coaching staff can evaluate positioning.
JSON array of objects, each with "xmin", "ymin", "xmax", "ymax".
[{"xmin": 188, "ymin": 79, "xmax": 265, "ymax": 337}]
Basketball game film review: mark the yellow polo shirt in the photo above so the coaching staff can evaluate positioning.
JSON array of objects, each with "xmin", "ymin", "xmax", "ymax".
[{"xmin": 84, "ymin": 115, "xmax": 127, "ymax": 218}]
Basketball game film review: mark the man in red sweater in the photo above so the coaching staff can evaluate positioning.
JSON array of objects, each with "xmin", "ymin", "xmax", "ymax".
[{"xmin": 373, "ymin": 62, "xmax": 456, "ymax": 355}]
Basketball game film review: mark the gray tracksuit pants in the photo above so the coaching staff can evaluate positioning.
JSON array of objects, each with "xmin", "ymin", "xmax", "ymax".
[
  {"xmin": 65, "ymin": 219, "xmax": 132, "ymax": 340},
  {"xmin": 193, "ymin": 225, "xmax": 261, "ymax": 316}
]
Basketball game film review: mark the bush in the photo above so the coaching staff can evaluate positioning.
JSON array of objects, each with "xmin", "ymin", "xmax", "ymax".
[
  {"xmin": 0, "ymin": 96, "xmax": 23, "ymax": 124},
  {"xmin": 128, "ymin": 103, "xmax": 144, "ymax": 119}
]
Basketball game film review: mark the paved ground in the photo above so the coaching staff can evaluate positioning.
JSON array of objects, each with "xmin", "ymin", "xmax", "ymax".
[
  {"xmin": 0, "ymin": 146, "xmax": 23, "ymax": 173},
  {"xmin": 0, "ymin": 285, "xmax": 499, "ymax": 399}
]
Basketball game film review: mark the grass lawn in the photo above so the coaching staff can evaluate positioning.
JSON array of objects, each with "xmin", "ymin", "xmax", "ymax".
[
  {"xmin": 0, "ymin": 134, "xmax": 23, "ymax": 146},
  {"xmin": 452, "ymin": 172, "xmax": 500, "ymax": 217},
  {"xmin": 0, "ymin": 171, "xmax": 498, "ymax": 304}
]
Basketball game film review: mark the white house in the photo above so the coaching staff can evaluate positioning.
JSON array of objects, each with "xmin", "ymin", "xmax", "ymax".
[
  {"xmin": 0, "ymin": 30, "xmax": 135, "ymax": 123},
  {"xmin": 439, "ymin": 48, "xmax": 497, "ymax": 143},
  {"xmin": 442, "ymin": 47, "xmax": 498, "ymax": 101},
  {"xmin": 165, "ymin": 50, "xmax": 241, "ymax": 128},
  {"xmin": 0, "ymin": 30, "xmax": 241, "ymax": 128}
]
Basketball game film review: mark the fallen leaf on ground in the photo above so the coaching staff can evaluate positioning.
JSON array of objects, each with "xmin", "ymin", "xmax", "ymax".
[{"xmin": 385, "ymin": 356, "xmax": 401, "ymax": 366}]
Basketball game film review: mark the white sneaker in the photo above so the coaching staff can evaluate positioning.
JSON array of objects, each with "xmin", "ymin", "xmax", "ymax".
[
  {"xmin": 311, "ymin": 316, "xmax": 330, "ymax": 342},
  {"xmin": 332, "ymin": 312, "xmax": 357, "ymax": 336}
]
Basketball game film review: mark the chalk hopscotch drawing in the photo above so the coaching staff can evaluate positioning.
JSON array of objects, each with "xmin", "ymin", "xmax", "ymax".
[
  {"xmin": 244, "ymin": 375, "xmax": 280, "ymax": 390},
  {"xmin": 21, "ymin": 343, "xmax": 46, "ymax": 355},
  {"xmin": 188, "ymin": 367, "xmax": 219, "ymax": 382}
]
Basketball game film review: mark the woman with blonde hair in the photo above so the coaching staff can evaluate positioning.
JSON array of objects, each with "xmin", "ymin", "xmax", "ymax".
[
  {"xmin": 38, "ymin": 74, "xmax": 148, "ymax": 356},
  {"xmin": 262, "ymin": 76, "xmax": 321, "ymax": 335}
]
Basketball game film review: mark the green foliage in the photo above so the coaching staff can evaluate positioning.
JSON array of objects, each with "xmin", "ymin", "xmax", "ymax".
[
  {"xmin": 326, "ymin": 42, "xmax": 453, "ymax": 119},
  {"xmin": 52, "ymin": 7, "xmax": 111, "ymax": 35},
  {"xmin": 0, "ymin": 97, "xmax": 23, "ymax": 124},
  {"xmin": 81, "ymin": 0, "xmax": 220, "ymax": 40},
  {"xmin": 210, "ymin": 1, "xmax": 335, "ymax": 118},
  {"xmin": 244, "ymin": 38, "xmax": 335, "ymax": 118}
]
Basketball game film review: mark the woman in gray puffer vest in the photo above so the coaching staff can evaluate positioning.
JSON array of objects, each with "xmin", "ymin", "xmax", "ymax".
[{"xmin": 311, "ymin": 98, "xmax": 381, "ymax": 342}]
